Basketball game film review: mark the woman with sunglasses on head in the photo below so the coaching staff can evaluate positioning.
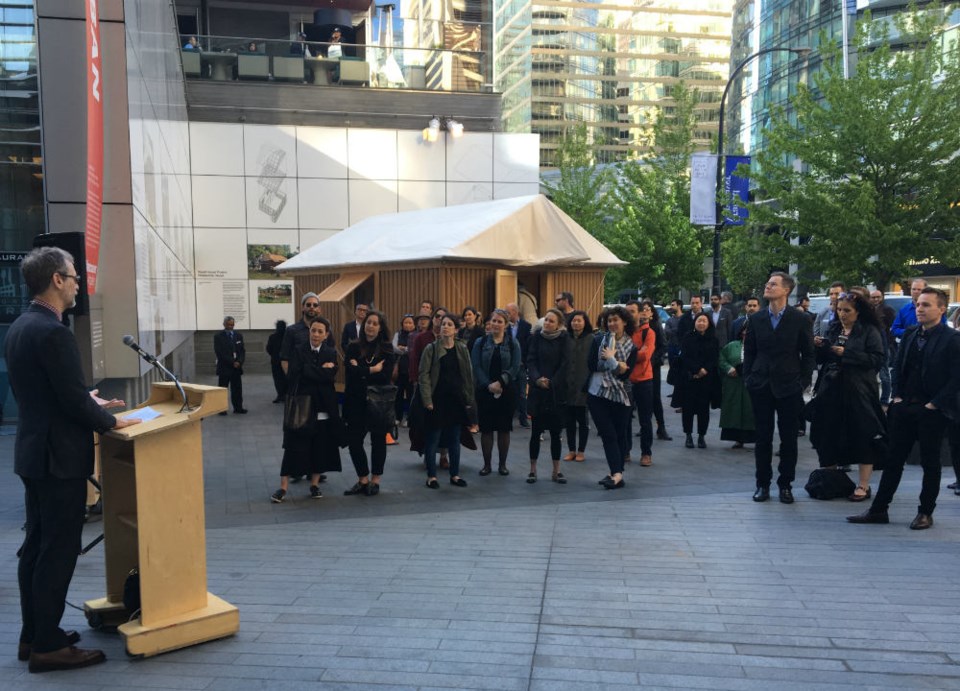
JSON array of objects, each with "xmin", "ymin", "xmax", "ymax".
[
  {"xmin": 587, "ymin": 306, "xmax": 637, "ymax": 489},
  {"xmin": 343, "ymin": 310, "xmax": 396, "ymax": 496},
  {"xmin": 810, "ymin": 291, "xmax": 887, "ymax": 501},
  {"xmin": 419, "ymin": 314, "xmax": 478, "ymax": 489},
  {"xmin": 471, "ymin": 308, "xmax": 522, "ymax": 476},
  {"xmin": 563, "ymin": 310, "xmax": 593, "ymax": 462},
  {"xmin": 525, "ymin": 308, "xmax": 571, "ymax": 484}
]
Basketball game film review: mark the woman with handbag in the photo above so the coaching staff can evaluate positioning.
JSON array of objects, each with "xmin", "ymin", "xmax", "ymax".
[
  {"xmin": 343, "ymin": 310, "xmax": 396, "ymax": 496},
  {"xmin": 526, "ymin": 308, "xmax": 571, "ymax": 484},
  {"xmin": 419, "ymin": 314, "xmax": 478, "ymax": 489},
  {"xmin": 587, "ymin": 306, "xmax": 637, "ymax": 490},
  {"xmin": 810, "ymin": 292, "xmax": 886, "ymax": 501},
  {"xmin": 471, "ymin": 309, "xmax": 522, "ymax": 477},
  {"xmin": 563, "ymin": 310, "xmax": 593, "ymax": 462},
  {"xmin": 680, "ymin": 314, "xmax": 720, "ymax": 449},
  {"xmin": 271, "ymin": 317, "xmax": 341, "ymax": 503}
]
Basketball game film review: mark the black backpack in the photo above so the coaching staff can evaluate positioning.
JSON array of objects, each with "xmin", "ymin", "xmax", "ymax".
[{"xmin": 804, "ymin": 468, "xmax": 856, "ymax": 500}]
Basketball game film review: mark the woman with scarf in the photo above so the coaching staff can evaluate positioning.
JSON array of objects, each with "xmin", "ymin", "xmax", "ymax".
[
  {"xmin": 563, "ymin": 310, "xmax": 593, "ymax": 462},
  {"xmin": 525, "ymin": 308, "xmax": 571, "ymax": 484},
  {"xmin": 419, "ymin": 314, "xmax": 478, "ymax": 489},
  {"xmin": 343, "ymin": 310, "xmax": 396, "ymax": 496},
  {"xmin": 471, "ymin": 309, "xmax": 522, "ymax": 476},
  {"xmin": 680, "ymin": 313, "xmax": 719, "ymax": 449},
  {"xmin": 587, "ymin": 306, "xmax": 637, "ymax": 489},
  {"xmin": 810, "ymin": 292, "xmax": 886, "ymax": 501},
  {"xmin": 271, "ymin": 317, "xmax": 341, "ymax": 502}
]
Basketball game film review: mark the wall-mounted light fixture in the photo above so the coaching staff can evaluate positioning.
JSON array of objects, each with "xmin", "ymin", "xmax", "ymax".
[{"xmin": 422, "ymin": 116, "xmax": 464, "ymax": 142}]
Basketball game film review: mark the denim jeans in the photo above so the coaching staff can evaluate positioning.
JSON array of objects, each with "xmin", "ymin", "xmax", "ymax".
[{"xmin": 424, "ymin": 425, "xmax": 461, "ymax": 478}]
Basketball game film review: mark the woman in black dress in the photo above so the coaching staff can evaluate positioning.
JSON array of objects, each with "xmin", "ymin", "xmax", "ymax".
[
  {"xmin": 265, "ymin": 319, "xmax": 287, "ymax": 403},
  {"xmin": 343, "ymin": 310, "xmax": 396, "ymax": 496},
  {"xmin": 271, "ymin": 317, "xmax": 341, "ymax": 502},
  {"xmin": 526, "ymin": 308, "xmax": 570, "ymax": 484},
  {"xmin": 810, "ymin": 292, "xmax": 886, "ymax": 501},
  {"xmin": 392, "ymin": 314, "xmax": 416, "ymax": 429},
  {"xmin": 471, "ymin": 309, "xmax": 523, "ymax": 476},
  {"xmin": 680, "ymin": 313, "xmax": 719, "ymax": 449},
  {"xmin": 419, "ymin": 315, "xmax": 478, "ymax": 488}
]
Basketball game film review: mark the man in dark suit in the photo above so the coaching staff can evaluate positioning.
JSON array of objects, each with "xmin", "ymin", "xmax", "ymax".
[
  {"xmin": 506, "ymin": 302, "xmax": 532, "ymax": 427},
  {"xmin": 340, "ymin": 302, "xmax": 368, "ymax": 351},
  {"xmin": 849, "ymin": 288, "xmax": 960, "ymax": 530},
  {"xmin": 743, "ymin": 272, "xmax": 815, "ymax": 504},
  {"xmin": 214, "ymin": 316, "xmax": 247, "ymax": 414},
  {"xmin": 5, "ymin": 247, "xmax": 139, "ymax": 672},
  {"xmin": 708, "ymin": 292, "xmax": 734, "ymax": 347},
  {"xmin": 676, "ymin": 294, "xmax": 706, "ymax": 341}
]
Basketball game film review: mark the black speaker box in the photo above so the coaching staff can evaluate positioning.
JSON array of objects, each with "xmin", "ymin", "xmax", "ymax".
[{"xmin": 32, "ymin": 232, "xmax": 89, "ymax": 316}]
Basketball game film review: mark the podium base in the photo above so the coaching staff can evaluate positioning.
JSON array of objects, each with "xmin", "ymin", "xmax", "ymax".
[
  {"xmin": 118, "ymin": 594, "xmax": 239, "ymax": 658},
  {"xmin": 84, "ymin": 597, "xmax": 130, "ymax": 630}
]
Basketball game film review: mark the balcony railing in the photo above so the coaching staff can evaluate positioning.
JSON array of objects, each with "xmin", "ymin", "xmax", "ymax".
[{"xmin": 179, "ymin": 35, "xmax": 490, "ymax": 93}]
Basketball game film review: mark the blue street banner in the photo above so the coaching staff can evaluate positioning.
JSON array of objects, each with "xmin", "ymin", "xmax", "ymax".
[{"xmin": 723, "ymin": 155, "xmax": 750, "ymax": 226}]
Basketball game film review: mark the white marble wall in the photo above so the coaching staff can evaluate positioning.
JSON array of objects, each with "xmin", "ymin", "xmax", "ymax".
[{"xmin": 190, "ymin": 124, "xmax": 540, "ymax": 329}]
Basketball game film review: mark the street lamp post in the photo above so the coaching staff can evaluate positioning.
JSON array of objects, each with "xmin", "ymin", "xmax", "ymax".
[{"xmin": 712, "ymin": 46, "xmax": 811, "ymax": 295}]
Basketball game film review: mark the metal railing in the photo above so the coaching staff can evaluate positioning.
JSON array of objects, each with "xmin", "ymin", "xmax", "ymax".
[{"xmin": 179, "ymin": 35, "xmax": 490, "ymax": 93}]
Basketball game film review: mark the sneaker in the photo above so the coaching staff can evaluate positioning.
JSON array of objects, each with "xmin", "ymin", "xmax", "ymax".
[
  {"xmin": 270, "ymin": 489, "xmax": 286, "ymax": 503},
  {"xmin": 309, "ymin": 485, "xmax": 322, "ymax": 499}
]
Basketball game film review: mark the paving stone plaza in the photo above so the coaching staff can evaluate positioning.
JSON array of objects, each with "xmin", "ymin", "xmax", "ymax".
[{"xmin": 2, "ymin": 374, "xmax": 960, "ymax": 689}]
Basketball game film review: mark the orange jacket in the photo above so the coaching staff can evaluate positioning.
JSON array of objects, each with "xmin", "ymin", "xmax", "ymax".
[{"xmin": 629, "ymin": 323, "xmax": 655, "ymax": 383}]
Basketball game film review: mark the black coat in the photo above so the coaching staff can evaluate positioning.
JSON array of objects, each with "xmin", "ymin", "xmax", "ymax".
[
  {"xmin": 680, "ymin": 330, "xmax": 721, "ymax": 409},
  {"xmin": 809, "ymin": 321, "xmax": 887, "ymax": 462},
  {"xmin": 343, "ymin": 340, "xmax": 397, "ymax": 420},
  {"xmin": 286, "ymin": 343, "xmax": 342, "ymax": 427},
  {"xmin": 743, "ymin": 306, "xmax": 815, "ymax": 399},
  {"xmin": 214, "ymin": 328, "xmax": 245, "ymax": 376},
  {"xmin": 5, "ymin": 304, "xmax": 116, "ymax": 479},
  {"xmin": 526, "ymin": 330, "xmax": 571, "ymax": 417},
  {"xmin": 512, "ymin": 319, "xmax": 532, "ymax": 361},
  {"xmin": 894, "ymin": 324, "xmax": 960, "ymax": 421}
]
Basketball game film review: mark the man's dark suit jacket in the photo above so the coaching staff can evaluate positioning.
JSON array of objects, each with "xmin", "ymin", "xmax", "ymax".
[
  {"xmin": 513, "ymin": 318, "xmax": 532, "ymax": 362},
  {"xmin": 709, "ymin": 306, "xmax": 734, "ymax": 348},
  {"xmin": 5, "ymin": 304, "xmax": 116, "ymax": 480},
  {"xmin": 214, "ymin": 329, "xmax": 246, "ymax": 376},
  {"xmin": 341, "ymin": 320, "xmax": 361, "ymax": 351},
  {"xmin": 894, "ymin": 324, "xmax": 960, "ymax": 421},
  {"xmin": 743, "ymin": 306, "xmax": 815, "ymax": 399}
]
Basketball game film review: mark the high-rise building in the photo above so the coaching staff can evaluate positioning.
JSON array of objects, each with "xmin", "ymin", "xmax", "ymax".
[{"xmin": 495, "ymin": 0, "xmax": 733, "ymax": 167}]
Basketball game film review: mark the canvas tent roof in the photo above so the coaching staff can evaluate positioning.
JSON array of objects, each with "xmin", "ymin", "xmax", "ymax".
[{"xmin": 277, "ymin": 194, "xmax": 625, "ymax": 273}]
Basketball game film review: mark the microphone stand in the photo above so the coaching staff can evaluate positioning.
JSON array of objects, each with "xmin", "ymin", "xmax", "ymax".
[{"xmin": 124, "ymin": 337, "xmax": 192, "ymax": 413}]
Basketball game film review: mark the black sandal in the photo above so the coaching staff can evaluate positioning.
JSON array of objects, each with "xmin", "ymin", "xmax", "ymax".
[
  {"xmin": 526, "ymin": 473, "xmax": 537, "ymax": 484},
  {"xmin": 425, "ymin": 478, "xmax": 440, "ymax": 489}
]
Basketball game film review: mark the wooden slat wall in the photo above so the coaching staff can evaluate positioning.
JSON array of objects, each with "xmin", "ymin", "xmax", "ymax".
[
  {"xmin": 440, "ymin": 266, "xmax": 496, "ymax": 318},
  {"xmin": 378, "ymin": 267, "xmax": 440, "ymax": 330},
  {"xmin": 546, "ymin": 270, "xmax": 607, "ymax": 320}
]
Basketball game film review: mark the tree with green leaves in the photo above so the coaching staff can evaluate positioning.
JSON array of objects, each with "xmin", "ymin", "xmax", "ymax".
[
  {"xmin": 541, "ymin": 123, "xmax": 612, "ymax": 238},
  {"xmin": 604, "ymin": 81, "xmax": 711, "ymax": 300},
  {"xmin": 726, "ymin": 3, "xmax": 960, "ymax": 293}
]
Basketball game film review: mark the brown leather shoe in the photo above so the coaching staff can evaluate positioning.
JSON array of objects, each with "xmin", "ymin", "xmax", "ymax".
[
  {"xmin": 574, "ymin": 453, "xmax": 585, "ymax": 462},
  {"xmin": 563, "ymin": 452, "xmax": 577, "ymax": 461},
  {"xmin": 18, "ymin": 631, "xmax": 80, "ymax": 661},
  {"xmin": 640, "ymin": 455, "xmax": 652, "ymax": 467},
  {"xmin": 910, "ymin": 513, "xmax": 933, "ymax": 530},
  {"xmin": 28, "ymin": 645, "xmax": 105, "ymax": 673}
]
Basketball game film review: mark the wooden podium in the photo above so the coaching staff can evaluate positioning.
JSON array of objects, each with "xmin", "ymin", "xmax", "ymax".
[{"xmin": 84, "ymin": 382, "xmax": 239, "ymax": 657}]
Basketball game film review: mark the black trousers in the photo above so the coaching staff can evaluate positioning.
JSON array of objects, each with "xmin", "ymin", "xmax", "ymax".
[
  {"xmin": 873, "ymin": 402, "xmax": 948, "ymax": 516},
  {"xmin": 565, "ymin": 405, "xmax": 589, "ymax": 452},
  {"xmin": 217, "ymin": 369, "xmax": 244, "ymax": 411},
  {"xmin": 530, "ymin": 414, "xmax": 563, "ymax": 461},
  {"xmin": 651, "ymin": 365, "xmax": 666, "ymax": 430},
  {"xmin": 270, "ymin": 360, "xmax": 286, "ymax": 399},
  {"xmin": 347, "ymin": 418, "xmax": 387, "ymax": 477},
  {"xmin": 950, "ymin": 422, "xmax": 960, "ymax": 484},
  {"xmin": 632, "ymin": 381, "xmax": 654, "ymax": 456},
  {"xmin": 681, "ymin": 384, "xmax": 710, "ymax": 437},
  {"xmin": 749, "ymin": 386, "xmax": 801, "ymax": 489},
  {"xmin": 19, "ymin": 476, "xmax": 87, "ymax": 653},
  {"xmin": 587, "ymin": 395, "xmax": 631, "ymax": 476}
]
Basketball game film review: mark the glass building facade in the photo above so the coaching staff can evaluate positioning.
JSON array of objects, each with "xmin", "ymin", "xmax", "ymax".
[{"xmin": 495, "ymin": 0, "xmax": 732, "ymax": 168}]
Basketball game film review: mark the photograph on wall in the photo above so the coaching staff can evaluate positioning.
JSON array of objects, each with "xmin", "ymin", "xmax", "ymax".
[
  {"xmin": 247, "ymin": 244, "xmax": 297, "ymax": 280},
  {"xmin": 249, "ymin": 281, "xmax": 296, "ymax": 329},
  {"xmin": 257, "ymin": 283, "xmax": 292, "ymax": 304}
]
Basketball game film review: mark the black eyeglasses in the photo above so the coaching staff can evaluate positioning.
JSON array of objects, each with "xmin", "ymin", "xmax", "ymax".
[
  {"xmin": 303, "ymin": 302, "xmax": 320, "ymax": 308},
  {"xmin": 58, "ymin": 272, "xmax": 80, "ymax": 282}
]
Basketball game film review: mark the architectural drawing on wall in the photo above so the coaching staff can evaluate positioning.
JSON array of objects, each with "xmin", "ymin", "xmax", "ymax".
[{"xmin": 257, "ymin": 147, "xmax": 288, "ymax": 222}]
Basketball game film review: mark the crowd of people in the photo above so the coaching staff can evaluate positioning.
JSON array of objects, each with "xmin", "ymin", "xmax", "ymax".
[{"xmin": 238, "ymin": 279, "xmax": 960, "ymax": 532}]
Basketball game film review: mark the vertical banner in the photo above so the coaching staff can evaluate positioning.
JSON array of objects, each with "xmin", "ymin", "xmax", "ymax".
[
  {"xmin": 689, "ymin": 152, "xmax": 718, "ymax": 226},
  {"xmin": 84, "ymin": 0, "xmax": 103, "ymax": 294},
  {"xmin": 723, "ymin": 155, "xmax": 750, "ymax": 226}
]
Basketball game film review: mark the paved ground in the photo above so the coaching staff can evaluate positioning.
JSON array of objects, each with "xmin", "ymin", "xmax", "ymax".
[{"xmin": 2, "ymin": 374, "xmax": 960, "ymax": 690}]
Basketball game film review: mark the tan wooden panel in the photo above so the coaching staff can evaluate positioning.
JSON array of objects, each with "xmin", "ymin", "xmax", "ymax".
[
  {"xmin": 495, "ymin": 269, "xmax": 518, "ymax": 309},
  {"xmin": 440, "ymin": 266, "xmax": 496, "ymax": 317}
]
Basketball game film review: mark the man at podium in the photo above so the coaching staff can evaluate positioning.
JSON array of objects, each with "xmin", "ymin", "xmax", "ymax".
[{"xmin": 5, "ymin": 247, "xmax": 140, "ymax": 673}]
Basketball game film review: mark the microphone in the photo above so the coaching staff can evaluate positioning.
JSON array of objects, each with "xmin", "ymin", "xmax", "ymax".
[
  {"xmin": 121, "ymin": 335, "xmax": 191, "ymax": 412},
  {"xmin": 122, "ymin": 335, "xmax": 158, "ymax": 364}
]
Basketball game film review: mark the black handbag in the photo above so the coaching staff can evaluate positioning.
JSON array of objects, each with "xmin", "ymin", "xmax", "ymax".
[
  {"xmin": 366, "ymin": 384, "xmax": 397, "ymax": 430},
  {"xmin": 283, "ymin": 377, "xmax": 313, "ymax": 432}
]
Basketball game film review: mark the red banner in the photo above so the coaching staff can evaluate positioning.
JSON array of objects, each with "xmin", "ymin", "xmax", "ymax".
[{"xmin": 84, "ymin": 0, "xmax": 103, "ymax": 294}]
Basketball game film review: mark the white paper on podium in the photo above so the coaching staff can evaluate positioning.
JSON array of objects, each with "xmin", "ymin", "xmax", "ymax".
[{"xmin": 126, "ymin": 406, "xmax": 162, "ymax": 422}]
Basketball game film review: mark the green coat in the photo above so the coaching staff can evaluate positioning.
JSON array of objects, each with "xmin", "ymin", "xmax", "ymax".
[{"xmin": 718, "ymin": 340, "xmax": 755, "ymax": 431}]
